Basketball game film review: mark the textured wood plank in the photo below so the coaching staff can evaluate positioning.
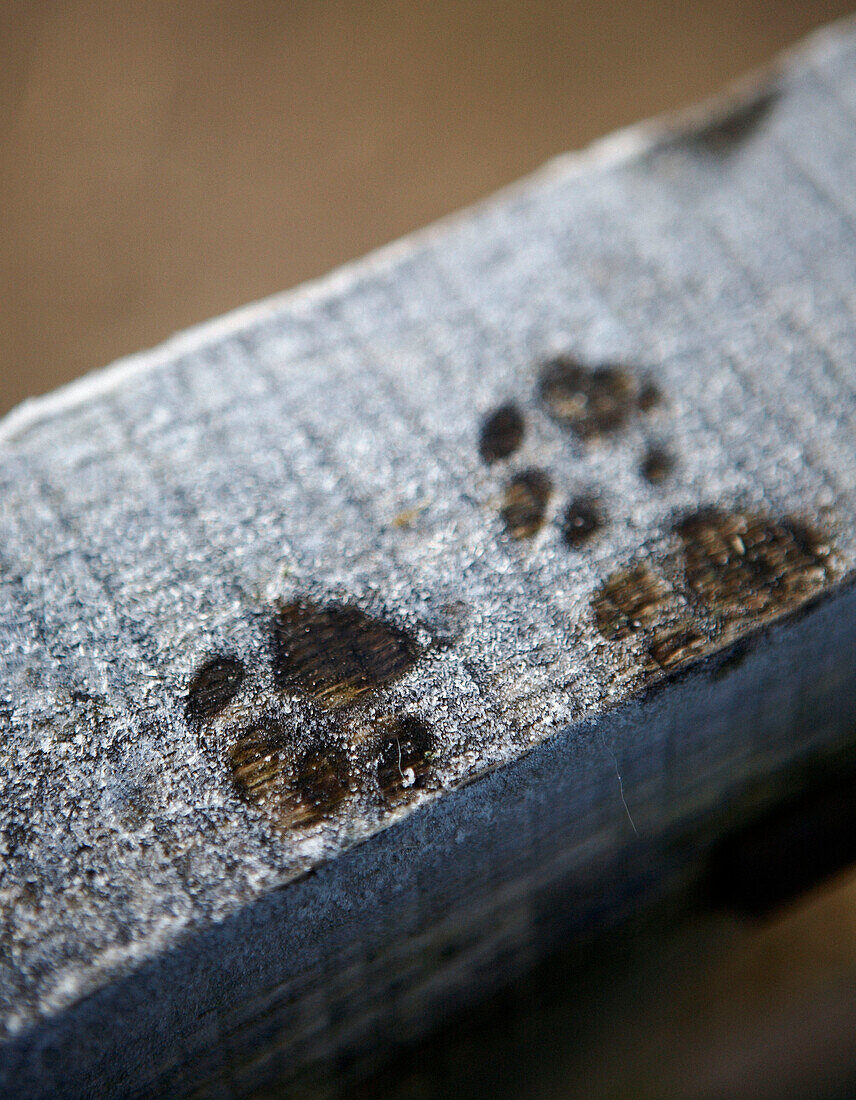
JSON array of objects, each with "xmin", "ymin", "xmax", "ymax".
[{"xmin": 2, "ymin": 18, "xmax": 856, "ymax": 1097}]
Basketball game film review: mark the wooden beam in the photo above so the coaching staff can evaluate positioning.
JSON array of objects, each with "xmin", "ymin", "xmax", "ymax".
[{"xmin": 2, "ymin": 17, "xmax": 856, "ymax": 1097}]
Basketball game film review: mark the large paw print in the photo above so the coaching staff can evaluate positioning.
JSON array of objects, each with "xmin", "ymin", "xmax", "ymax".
[
  {"xmin": 592, "ymin": 509, "xmax": 835, "ymax": 676},
  {"xmin": 185, "ymin": 602, "xmax": 438, "ymax": 830}
]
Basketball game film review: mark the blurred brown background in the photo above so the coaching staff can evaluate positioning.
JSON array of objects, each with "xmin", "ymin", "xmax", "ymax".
[
  {"xmin": 5, "ymin": 4, "xmax": 856, "ymax": 1097},
  {"xmin": 1, "ymin": 0, "xmax": 854, "ymax": 416}
]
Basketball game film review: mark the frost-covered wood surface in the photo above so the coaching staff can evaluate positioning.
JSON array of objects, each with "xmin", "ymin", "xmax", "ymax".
[{"xmin": 3, "ymin": 18, "xmax": 856, "ymax": 1098}]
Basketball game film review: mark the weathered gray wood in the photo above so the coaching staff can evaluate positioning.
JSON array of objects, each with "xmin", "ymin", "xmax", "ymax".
[{"xmin": 2, "ymin": 18, "xmax": 856, "ymax": 1097}]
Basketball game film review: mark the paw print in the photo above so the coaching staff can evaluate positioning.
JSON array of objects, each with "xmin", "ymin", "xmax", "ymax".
[
  {"xmin": 480, "ymin": 354, "xmax": 670, "ymax": 545},
  {"xmin": 185, "ymin": 602, "xmax": 438, "ymax": 830},
  {"xmin": 591, "ymin": 510, "xmax": 835, "ymax": 677}
]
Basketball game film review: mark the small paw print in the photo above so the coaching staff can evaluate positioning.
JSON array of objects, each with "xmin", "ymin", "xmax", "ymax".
[{"xmin": 479, "ymin": 354, "xmax": 670, "ymax": 544}]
